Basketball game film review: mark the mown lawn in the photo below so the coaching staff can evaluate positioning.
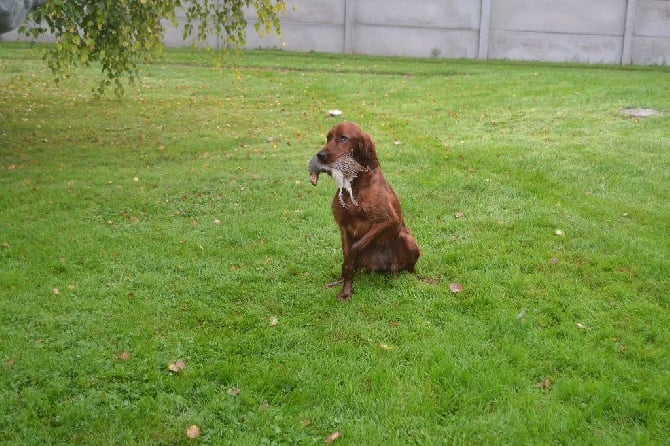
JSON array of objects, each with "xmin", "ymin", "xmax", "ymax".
[{"xmin": 1, "ymin": 44, "xmax": 669, "ymax": 444}]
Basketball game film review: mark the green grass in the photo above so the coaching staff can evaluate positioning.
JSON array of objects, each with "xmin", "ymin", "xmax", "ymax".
[{"xmin": 1, "ymin": 44, "xmax": 669, "ymax": 444}]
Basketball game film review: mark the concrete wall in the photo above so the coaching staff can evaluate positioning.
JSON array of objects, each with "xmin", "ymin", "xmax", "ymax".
[
  {"xmin": 3, "ymin": 0, "xmax": 669, "ymax": 65},
  {"xmin": 488, "ymin": 0, "xmax": 628, "ymax": 63},
  {"xmin": 242, "ymin": 0, "xmax": 670, "ymax": 65},
  {"xmin": 631, "ymin": 0, "xmax": 670, "ymax": 64}
]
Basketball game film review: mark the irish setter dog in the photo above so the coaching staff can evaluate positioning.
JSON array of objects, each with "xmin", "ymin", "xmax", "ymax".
[{"xmin": 309, "ymin": 122, "xmax": 420, "ymax": 300}]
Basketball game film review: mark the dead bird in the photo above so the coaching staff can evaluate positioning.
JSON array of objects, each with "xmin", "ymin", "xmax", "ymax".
[{"xmin": 308, "ymin": 153, "xmax": 367, "ymax": 207}]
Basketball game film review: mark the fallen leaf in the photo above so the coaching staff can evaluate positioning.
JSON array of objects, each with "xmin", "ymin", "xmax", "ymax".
[
  {"xmin": 117, "ymin": 351, "xmax": 131, "ymax": 361},
  {"xmin": 168, "ymin": 360, "xmax": 186, "ymax": 373},
  {"xmin": 419, "ymin": 276, "xmax": 441, "ymax": 285},
  {"xmin": 325, "ymin": 431, "xmax": 341, "ymax": 444},
  {"xmin": 549, "ymin": 257, "xmax": 559, "ymax": 266},
  {"xmin": 378, "ymin": 343, "xmax": 390, "ymax": 350},
  {"xmin": 186, "ymin": 424, "xmax": 200, "ymax": 439},
  {"xmin": 576, "ymin": 322, "xmax": 586, "ymax": 330},
  {"xmin": 536, "ymin": 377, "xmax": 552, "ymax": 390},
  {"xmin": 449, "ymin": 282, "xmax": 464, "ymax": 293},
  {"xmin": 555, "ymin": 229, "xmax": 565, "ymax": 236},
  {"xmin": 52, "ymin": 288, "xmax": 60, "ymax": 295},
  {"xmin": 6, "ymin": 358, "xmax": 15, "ymax": 368}
]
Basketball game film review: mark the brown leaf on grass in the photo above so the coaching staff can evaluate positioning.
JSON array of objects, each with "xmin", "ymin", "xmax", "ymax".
[
  {"xmin": 325, "ymin": 431, "xmax": 341, "ymax": 444},
  {"xmin": 536, "ymin": 377, "xmax": 552, "ymax": 390},
  {"xmin": 418, "ymin": 275, "xmax": 441, "ymax": 285},
  {"xmin": 227, "ymin": 387, "xmax": 241, "ymax": 396},
  {"xmin": 186, "ymin": 424, "xmax": 200, "ymax": 439},
  {"xmin": 117, "ymin": 351, "xmax": 131, "ymax": 361},
  {"xmin": 449, "ymin": 282, "xmax": 464, "ymax": 293},
  {"xmin": 52, "ymin": 288, "xmax": 60, "ymax": 295},
  {"xmin": 168, "ymin": 360, "xmax": 186, "ymax": 373}
]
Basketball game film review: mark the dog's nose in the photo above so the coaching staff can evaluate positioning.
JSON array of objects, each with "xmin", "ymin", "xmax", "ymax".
[{"xmin": 317, "ymin": 150, "xmax": 328, "ymax": 162}]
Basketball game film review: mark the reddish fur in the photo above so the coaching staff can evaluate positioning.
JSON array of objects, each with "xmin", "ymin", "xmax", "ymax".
[{"xmin": 315, "ymin": 122, "xmax": 420, "ymax": 300}]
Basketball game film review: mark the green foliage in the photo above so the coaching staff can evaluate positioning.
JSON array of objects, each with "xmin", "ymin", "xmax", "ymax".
[
  {"xmin": 19, "ymin": 0, "xmax": 285, "ymax": 95},
  {"xmin": 1, "ymin": 46, "xmax": 669, "ymax": 444}
]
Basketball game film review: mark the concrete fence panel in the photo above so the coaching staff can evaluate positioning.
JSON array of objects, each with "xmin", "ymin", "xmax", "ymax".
[
  {"xmin": 352, "ymin": 0, "xmax": 481, "ymax": 58},
  {"xmin": 355, "ymin": 0, "xmax": 480, "ymax": 29},
  {"xmin": 490, "ymin": 0, "xmax": 627, "ymax": 35},
  {"xmin": 486, "ymin": 0, "xmax": 627, "ymax": 63},
  {"xmin": 3, "ymin": 0, "xmax": 669, "ymax": 66},
  {"xmin": 631, "ymin": 0, "xmax": 670, "ymax": 64},
  {"xmin": 245, "ymin": 0, "xmax": 345, "ymax": 52}
]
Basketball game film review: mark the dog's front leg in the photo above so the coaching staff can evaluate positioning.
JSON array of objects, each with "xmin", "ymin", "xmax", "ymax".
[
  {"xmin": 350, "ymin": 219, "xmax": 395, "ymax": 256},
  {"xmin": 338, "ymin": 228, "xmax": 355, "ymax": 300}
]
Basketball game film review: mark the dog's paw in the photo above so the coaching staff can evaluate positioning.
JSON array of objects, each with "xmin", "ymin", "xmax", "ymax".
[{"xmin": 337, "ymin": 292, "xmax": 352, "ymax": 302}]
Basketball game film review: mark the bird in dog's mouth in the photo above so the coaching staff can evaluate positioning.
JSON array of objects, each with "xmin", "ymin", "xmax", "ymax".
[{"xmin": 308, "ymin": 153, "xmax": 367, "ymax": 207}]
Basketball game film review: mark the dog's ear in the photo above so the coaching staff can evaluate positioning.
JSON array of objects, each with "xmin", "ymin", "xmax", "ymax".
[{"xmin": 353, "ymin": 131, "xmax": 379, "ymax": 170}]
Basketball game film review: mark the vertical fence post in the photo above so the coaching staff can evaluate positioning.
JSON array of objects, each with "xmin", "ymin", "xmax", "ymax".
[
  {"xmin": 621, "ymin": 0, "xmax": 636, "ymax": 64},
  {"xmin": 478, "ymin": 0, "xmax": 491, "ymax": 60},
  {"xmin": 344, "ymin": 0, "xmax": 355, "ymax": 54}
]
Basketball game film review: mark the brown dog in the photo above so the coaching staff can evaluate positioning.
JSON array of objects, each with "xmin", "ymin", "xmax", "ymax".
[{"xmin": 309, "ymin": 122, "xmax": 420, "ymax": 300}]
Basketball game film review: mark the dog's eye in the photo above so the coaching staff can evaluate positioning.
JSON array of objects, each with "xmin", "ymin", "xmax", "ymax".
[{"xmin": 338, "ymin": 135, "xmax": 349, "ymax": 143}]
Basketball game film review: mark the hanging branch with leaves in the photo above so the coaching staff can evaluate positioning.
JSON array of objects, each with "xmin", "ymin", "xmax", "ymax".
[{"xmin": 20, "ymin": 0, "xmax": 285, "ymax": 96}]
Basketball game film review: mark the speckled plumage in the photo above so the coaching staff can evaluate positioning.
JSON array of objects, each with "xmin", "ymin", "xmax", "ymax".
[{"xmin": 308, "ymin": 153, "xmax": 367, "ymax": 208}]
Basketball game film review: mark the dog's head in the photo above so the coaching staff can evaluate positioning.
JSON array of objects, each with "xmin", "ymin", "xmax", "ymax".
[{"xmin": 308, "ymin": 122, "xmax": 379, "ymax": 186}]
